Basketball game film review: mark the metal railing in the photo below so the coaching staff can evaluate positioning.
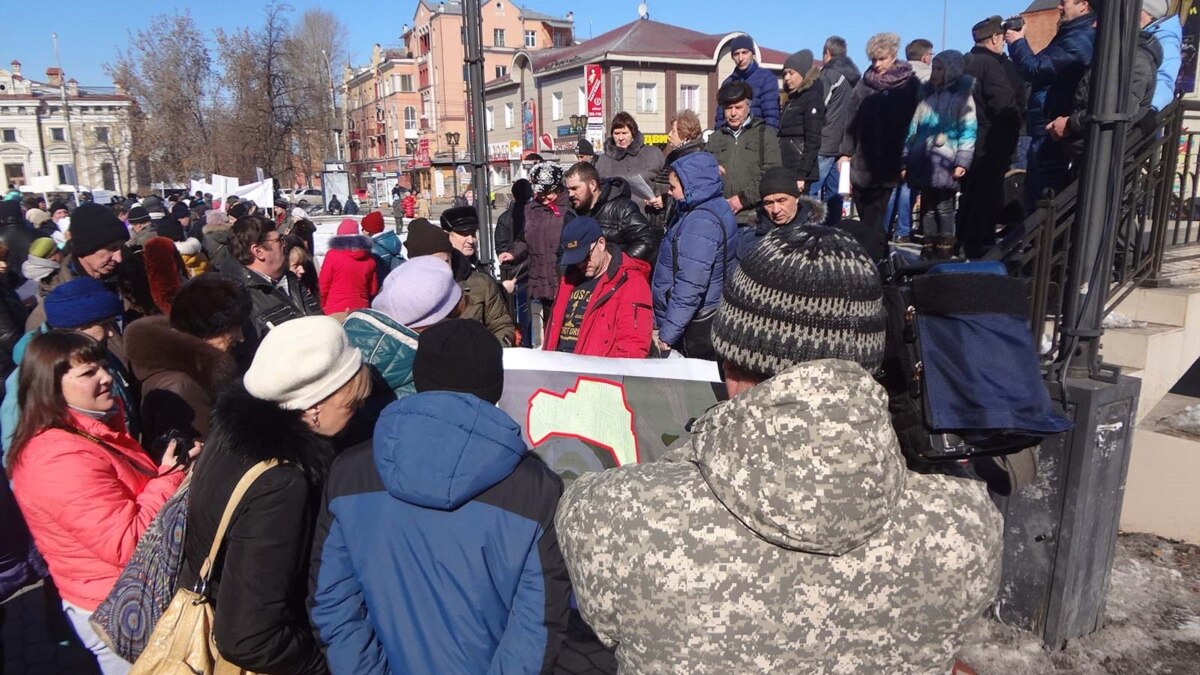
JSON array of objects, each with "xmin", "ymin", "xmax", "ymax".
[{"xmin": 995, "ymin": 99, "xmax": 1200, "ymax": 366}]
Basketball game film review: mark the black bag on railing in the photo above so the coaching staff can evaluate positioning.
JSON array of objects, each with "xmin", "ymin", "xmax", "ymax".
[{"xmin": 877, "ymin": 258, "xmax": 1073, "ymax": 468}]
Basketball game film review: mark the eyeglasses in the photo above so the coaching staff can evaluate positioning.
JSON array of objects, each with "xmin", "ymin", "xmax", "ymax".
[{"xmin": 258, "ymin": 235, "xmax": 282, "ymax": 248}]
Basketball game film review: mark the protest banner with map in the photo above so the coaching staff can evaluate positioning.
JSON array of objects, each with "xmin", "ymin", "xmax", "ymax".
[{"xmin": 498, "ymin": 350, "xmax": 726, "ymax": 485}]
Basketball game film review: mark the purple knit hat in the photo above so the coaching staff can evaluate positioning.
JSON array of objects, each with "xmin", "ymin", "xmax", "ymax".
[{"xmin": 370, "ymin": 256, "xmax": 462, "ymax": 328}]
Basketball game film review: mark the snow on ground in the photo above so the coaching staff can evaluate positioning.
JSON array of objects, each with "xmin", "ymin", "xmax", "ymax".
[
  {"xmin": 1158, "ymin": 404, "xmax": 1200, "ymax": 438},
  {"xmin": 959, "ymin": 533, "xmax": 1200, "ymax": 674}
]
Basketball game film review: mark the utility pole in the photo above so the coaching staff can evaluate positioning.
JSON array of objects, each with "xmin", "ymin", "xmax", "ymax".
[
  {"xmin": 52, "ymin": 33, "xmax": 81, "ymax": 203},
  {"xmin": 321, "ymin": 50, "xmax": 341, "ymax": 161},
  {"xmin": 463, "ymin": 0, "xmax": 494, "ymax": 266}
]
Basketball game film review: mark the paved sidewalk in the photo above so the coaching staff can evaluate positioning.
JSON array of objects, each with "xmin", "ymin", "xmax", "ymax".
[{"xmin": 2, "ymin": 581, "xmax": 101, "ymax": 674}]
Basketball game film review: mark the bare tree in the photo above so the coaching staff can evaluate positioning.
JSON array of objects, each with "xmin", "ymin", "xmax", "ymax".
[
  {"xmin": 106, "ymin": 12, "xmax": 216, "ymax": 186},
  {"xmin": 285, "ymin": 9, "xmax": 349, "ymax": 186}
]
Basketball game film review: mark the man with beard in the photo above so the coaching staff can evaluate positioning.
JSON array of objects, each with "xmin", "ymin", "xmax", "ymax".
[{"xmin": 563, "ymin": 162, "xmax": 658, "ymax": 265}]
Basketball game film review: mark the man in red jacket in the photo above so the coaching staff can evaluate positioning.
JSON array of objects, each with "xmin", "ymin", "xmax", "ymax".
[{"xmin": 544, "ymin": 217, "xmax": 652, "ymax": 358}]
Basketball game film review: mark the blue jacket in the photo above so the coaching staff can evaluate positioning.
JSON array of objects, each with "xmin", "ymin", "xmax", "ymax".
[
  {"xmin": 652, "ymin": 152, "xmax": 738, "ymax": 347},
  {"xmin": 370, "ymin": 231, "xmax": 405, "ymax": 286},
  {"xmin": 1147, "ymin": 16, "xmax": 1182, "ymax": 112},
  {"xmin": 310, "ymin": 392, "xmax": 570, "ymax": 675},
  {"xmin": 1008, "ymin": 13, "xmax": 1095, "ymax": 137},
  {"xmin": 715, "ymin": 60, "xmax": 781, "ymax": 130},
  {"xmin": 1, "ymin": 328, "xmax": 136, "ymax": 460},
  {"xmin": 342, "ymin": 308, "xmax": 419, "ymax": 399}
]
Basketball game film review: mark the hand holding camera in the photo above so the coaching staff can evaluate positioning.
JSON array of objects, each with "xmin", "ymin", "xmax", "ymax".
[{"xmin": 155, "ymin": 429, "xmax": 202, "ymax": 473}]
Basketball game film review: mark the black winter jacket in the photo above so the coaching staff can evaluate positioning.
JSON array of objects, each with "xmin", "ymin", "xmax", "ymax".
[
  {"xmin": 222, "ymin": 262, "xmax": 321, "ymax": 365},
  {"xmin": 178, "ymin": 386, "xmax": 331, "ymax": 675},
  {"xmin": 779, "ymin": 72, "xmax": 827, "ymax": 184},
  {"xmin": 0, "ymin": 277, "xmax": 27, "ymax": 387},
  {"xmin": 839, "ymin": 66, "xmax": 921, "ymax": 189},
  {"xmin": 1064, "ymin": 30, "xmax": 1163, "ymax": 160},
  {"xmin": 574, "ymin": 178, "xmax": 660, "ymax": 262},
  {"xmin": 494, "ymin": 200, "xmax": 530, "ymax": 283},
  {"xmin": 964, "ymin": 47, "xmax": 1026, "ymax": 170},
  {"xmin": 818, "ymin": 56, "xmax": 863, "ymax": 156}
]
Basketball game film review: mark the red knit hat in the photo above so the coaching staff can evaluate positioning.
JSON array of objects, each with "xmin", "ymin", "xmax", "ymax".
[
  {"xmin": 361, "ymin": 211, "xmax": 385, "ymax": 234},
  {"xmin": 337, "ymin": 218, "xmax": 360, "ymax": 236}
]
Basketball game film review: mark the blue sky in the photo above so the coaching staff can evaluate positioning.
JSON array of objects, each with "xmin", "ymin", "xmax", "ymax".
[{"xmin": 3, "ymin": 0, "xmax": 1036, "ymax": 86}]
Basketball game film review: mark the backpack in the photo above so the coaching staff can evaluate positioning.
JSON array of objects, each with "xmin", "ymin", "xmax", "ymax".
[{"xmin": 876, "ymin": 258, "xmax": 1072, "ymax": 470}]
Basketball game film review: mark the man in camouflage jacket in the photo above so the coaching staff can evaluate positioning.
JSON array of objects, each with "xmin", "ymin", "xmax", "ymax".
[{"xmin": 557, "ymin": 225, "xmax": 1003, "ymax": 674}]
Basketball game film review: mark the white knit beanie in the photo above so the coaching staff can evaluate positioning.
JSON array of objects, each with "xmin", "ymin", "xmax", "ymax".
[{"xmin": 243, "ymin": 316, "xmax": 363, "ymax": 410}]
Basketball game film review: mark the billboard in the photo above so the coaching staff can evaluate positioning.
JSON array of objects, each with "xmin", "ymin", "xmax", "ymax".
[
  {"xmin": 522, "ymin": 99, "xmax": 537, "ymax": 155},
  {"xmin": 413, "ymin": 139, "xmax": 431, "ymax": 169},
  {"xmin": 585, "ymin": 64, "xmax": 604, "ymax": 118},
  {"xmin": 497, "ymin": 350, "xmax": 725, "ymax": 486}
]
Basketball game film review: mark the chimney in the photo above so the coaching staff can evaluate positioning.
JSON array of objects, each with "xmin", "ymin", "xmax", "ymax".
[
  {"xmin": 9, "ymin": 60, "xmax": 20, "ymax": 76},
  {"xmin": 566, "ymin": 11, "xmax": 574, "ymax": 21},
  {"xmin": 67, "ymin": 78, "xmax": 78, "ymax": 96},
  {"xmin": 45, "ymin": 67, "xmax": 63, "ymax": 87}
]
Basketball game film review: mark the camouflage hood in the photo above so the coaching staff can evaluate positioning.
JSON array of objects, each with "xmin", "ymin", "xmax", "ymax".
[{"xmin": 688, "ymin": 359, "xmax": 905, "ymax": 555}]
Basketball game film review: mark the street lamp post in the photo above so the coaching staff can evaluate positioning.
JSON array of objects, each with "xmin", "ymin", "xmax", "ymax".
[
  {"xmin": 321, "ymin": 49, "xmax": 341, "ymax": 161},
  {"xmin": 569, "ymin": 114, "xmax": 589, "ymax": 137},
  {"xmin": 446, "ymin": 131, "xmax": 461, "ymax": 201}
]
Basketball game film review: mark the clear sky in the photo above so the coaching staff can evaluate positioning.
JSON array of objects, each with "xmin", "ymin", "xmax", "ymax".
[{"xmin": 3, "ymin": 0, "xmax": 1036, "ymax": 86}]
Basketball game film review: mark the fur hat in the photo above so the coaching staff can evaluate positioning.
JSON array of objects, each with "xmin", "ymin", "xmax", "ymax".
[
  {"xmin": 529, "ymin": 162, "xmax": 564, "ymax": 194},
  {"xmin": 972, "ymin": 16, "xmax": 1004, "ymax": 42},
  {"xmin": 143, "ymin": 237, "xmax": 184, "ymax": 314},
  {"xmin": 718, "ymin": 81, "xmax": 754, "ymax": 106},
  {"xmin": 244, "ymin": 316, "xmax": 363, "ymax": 411},
  {"xmin": 440, "ymin": 206, "xmax": 479, "ymax": 233},
  {"xmin": 712, "ymin": 225, "xmax": 886, "ymax": 378},
  {"xmin": 170, "ymin": 274, "xmax": 252, "ymax": 338},
  {"xmin": 25, "ymin": 208, "xmax": 51, "ymax": 227}
]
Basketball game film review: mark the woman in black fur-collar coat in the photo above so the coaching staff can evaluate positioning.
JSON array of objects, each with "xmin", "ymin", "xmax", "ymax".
[{"xmin": 176, "ymin": 316, "xmax": 369, "ymax": 675}]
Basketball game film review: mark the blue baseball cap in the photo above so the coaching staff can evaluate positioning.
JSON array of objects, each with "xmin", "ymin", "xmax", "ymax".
[{"xmin": 559, "ymin": 217, "xmax": 604, "ymax": 267}]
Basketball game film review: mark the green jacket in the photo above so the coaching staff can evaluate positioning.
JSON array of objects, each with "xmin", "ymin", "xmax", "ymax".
[{"xmin": 703, "ymin": 117, "xmax": 782, "ymax": 225}]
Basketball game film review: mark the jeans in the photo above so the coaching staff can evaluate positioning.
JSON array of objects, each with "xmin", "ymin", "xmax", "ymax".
[
  {"xmin": 1025, "ymin": 135, "xmax": 1071, "ymax": 213},
  {"xmin": 919, "ymin": 188, "xmax": 958, "ymax": 237},
  {"xmin": 63, "ymin": 600, "xmax": 131, "ymax": 674},
  {"xmin": 883, "ymin": 183, "xmax": 913, "ymax": 238},
  {"xmin": 811, "ymin": 155, "xmax": 844, "ymax": 225},
  {"xmin": 514, "ymin": 282, "xmax": 532, "ymax": 348},
  {"xmin": 853, "ymin": 185, "xmax": 895, "ymax": 235}
]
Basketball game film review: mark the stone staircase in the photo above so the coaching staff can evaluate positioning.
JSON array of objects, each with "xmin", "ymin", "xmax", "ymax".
[{"xmin": 1099, "ymin": 247, "xmax": 1200, "ymax": 543}]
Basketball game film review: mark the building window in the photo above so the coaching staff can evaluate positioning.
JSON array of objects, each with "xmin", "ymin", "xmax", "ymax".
[
  {"xmin": 636, "ymin": 83, "xmax": 657, "ymax": 114},
  {"xmin": 525, "ymin": 30, "xmax": 537, "ymax": 48},
  {"xmin": 56, "ymin": 165, "xmax": 71, "ymax": 184},
  {"xmin": 1, "ymin": 129, "xmax": 15, "ymax": 143},
  {"xmin": 101, "ymin": 162, "xmax": 116, "ymax": 191},
  {"xmin": 553, "ymin": 32, "xmax": 564, "ymax": 47},
  {"xmin": 679, "ymin": 84, "xmax": 700, "ymax": 113},
  {"xmin": 552, "ymin": 92, "xmax": 563, "ymax": 121},
  {"xmin": 578, "ymin": 86, "xmax": 586, "ymax": 119},
  {"xmin": 49, "ymin": 127, "xmax": 65, "ymax": 142},
  {"xmin": 505, "ymin": 102, "xmax": 515, "ymax": 128},
  {"xmin": 486, "ymin": 106, "xmax": 495, "ymax": 131},
  {"xmin": 493, "ymin": 29, "xmax": 506, "ymax": 47},
  {"xmin": 95, "ymin": 127, "xmax": 110, "ymax": 143},
  {"xmin": 400, "ymin": 74, "xmax": 414, "ymax": 92},
  {"xmin": 404, "ymin": 106, "xmax": 417, "ymax": 130},
  {"xmin": 495, "ymin": 65, "xmax": 508, "ymax": 79},
  {"xmin": 3, "ymin": 164, "xmax": 24, "ymax": 187},
  {"xmin": 390, "ymin": 75, "xmax": 401, "ymax": 94}
]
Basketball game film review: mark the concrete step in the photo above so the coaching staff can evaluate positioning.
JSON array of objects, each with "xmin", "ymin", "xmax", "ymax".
[
  {"xmin": 1100, "ymin": 322, "xmax": 1184, "ymax": 371},
  {"xmin": 1120, "ymin": 393, "xmax": 1200, "ymax": 544},
  {"xmin": 1116, "ymin": 285, "xmax": 1200, "ymax": 328}
]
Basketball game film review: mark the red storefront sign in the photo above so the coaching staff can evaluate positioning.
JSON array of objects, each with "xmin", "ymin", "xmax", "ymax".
[{"xmin": 585, "ymin": 64, "xmax": 603, "ymax": 119}]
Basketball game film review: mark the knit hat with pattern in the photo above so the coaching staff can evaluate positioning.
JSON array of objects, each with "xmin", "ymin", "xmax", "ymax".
[{"xmin": 712, "ymin": 225, "xmax": 885, "ymax": 378}]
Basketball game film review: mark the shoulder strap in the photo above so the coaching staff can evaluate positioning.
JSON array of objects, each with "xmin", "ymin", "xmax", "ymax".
[
  {"xmin": 67, "ymin": 427, "xmax": 157, "ymax": 478},
  {"xmin": 198, "ymin": 460, "xmax": 279, "ymax": 582}
]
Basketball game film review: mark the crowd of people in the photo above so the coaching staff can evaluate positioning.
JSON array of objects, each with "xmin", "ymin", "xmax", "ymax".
[{"xmin": 0, "ymin": 2, "xmax": 1183, "ymax": 673}]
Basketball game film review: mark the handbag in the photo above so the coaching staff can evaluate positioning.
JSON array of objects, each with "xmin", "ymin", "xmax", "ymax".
[
  {"xmin": 89, "ymin": 482, "xmax": 190, "ymax": 662},
  {"xmin": 130, "ymin": 460, "xmax": 279, "ymax": 675}
]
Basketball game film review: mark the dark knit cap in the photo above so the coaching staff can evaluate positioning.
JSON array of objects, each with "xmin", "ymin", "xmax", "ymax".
[
  {"xmin": 759, "ymin": 166, "xmax": 801, "ymax": 198},
  {"xmin": 405, "ymin": 218, "xmax": 454, "ymax": 258},
  {"xmin": 713, "ymin": 225, "xmax": 886, "ymax": 378},
  {"xmin": 69, "ymin": 203, "xmax": 130, "ymax": 258},
  {"xmin": 512, "ymin": 178, "xmax": 533, "ymax": 203},
  {"xmin": 441, "ymin": 205, "xmax": 480, "ymax": 233},
  {"xmin": 575, "ymin": 138, "xmax": 595, "ymax": 157},
  {"xmin": 171, "ymin": 201, "xmax": 191, "ymax": 220},
  {"xmin": 171, "ymin": 274, "xmax": 252, "ymax": 339},
  {"xmin": 413, "ymin": 319, "xmax": 504, "ymax": 404},
  {"xmin": 157, "ymin": 218, "xmax": 186, "ymax": 242},
  {"xmin": 729, "ymin": 34, "xmax": 755, "ymax": 54},
  {"xmin": 127, "ymin": 205, "xmax": 151, "ymax": 224},
  {"xmin": 972, "ymin": 16, "xmax": 1004, "ymax": 42},
  {"xmin": 49, "ymin": 201, "xmax": 69, "ymax": 215},
  {"xmin": 718, "ymin": 81, "xmax": 754, "ymax": 106},
  {"xmin": 44, "ymin": 277, "xmax": 123, "ymax": 329},
  {"xmin": 784, "ymin": 49, "xmax": 814, "ymax": 75}
]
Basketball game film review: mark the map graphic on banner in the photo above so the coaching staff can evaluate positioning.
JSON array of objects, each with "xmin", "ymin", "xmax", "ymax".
[{"xmin": 498, "ymin": 350, "xmax": 724, "ymax": 485}]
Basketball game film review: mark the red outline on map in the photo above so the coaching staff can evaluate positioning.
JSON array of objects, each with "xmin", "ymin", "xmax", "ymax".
[{"xmin": 525, "ymin": 375, "xmax": 641, "ymax": 466}]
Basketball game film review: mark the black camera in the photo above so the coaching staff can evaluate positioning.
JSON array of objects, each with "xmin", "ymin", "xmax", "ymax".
[
  {"xmin": 1002, "ymin": 16, "xmax": 1025, "ymax": 32},
  {"xmin": 154, "ymin": 429, "xmax": 196, "ymax": 468}
]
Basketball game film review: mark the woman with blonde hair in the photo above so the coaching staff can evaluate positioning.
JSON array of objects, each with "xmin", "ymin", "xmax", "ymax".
[{"xmin": 176, "ymin": 315, "xmax": 369, "ymax": 674}]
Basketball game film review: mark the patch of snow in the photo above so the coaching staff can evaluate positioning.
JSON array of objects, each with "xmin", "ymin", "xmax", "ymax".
[
  {"xmin": 1159, "ymin": 404, "xmax": 1200, "ymax": 438},
  {"xmin": 1103, "ymin": 312, "xmax": 1148, "ymax": 329}
]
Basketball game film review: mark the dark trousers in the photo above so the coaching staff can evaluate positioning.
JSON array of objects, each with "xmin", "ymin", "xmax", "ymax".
[
  {"xmin": 919, "ymin": 188, "xmax": 958, "ymax": 237},
  {"xmin": 957, "ymin": 162, "xmax": 1007, "ymax": 258},
  {"xmin": 854, "ymin": 185, "xmax": 895, "ymax": 234},
  {"xmin": 1024, "ymin": 135, "xmax": 1071, "ymax": 213}
]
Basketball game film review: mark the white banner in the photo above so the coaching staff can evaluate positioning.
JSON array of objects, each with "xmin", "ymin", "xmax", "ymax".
[
  {"xmin": 210, "ymin": 174, "xmax": 240, "ymax": 200},
  {"xmin": 230, "ymin": 178, "xmax": 273, "ymax": 210},
  {"xmin": 190, "ymin": 180, "xmax": 215, "ymax": 197}
]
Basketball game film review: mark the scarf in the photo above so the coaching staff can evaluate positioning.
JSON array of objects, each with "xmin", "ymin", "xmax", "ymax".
[
  {"xmin": 21, "ymin": 256, "xmax": 60, "ymax": 282},
  {"xmin": 863, "ymin": 60, "xmax": 915, "ymax": 92}
]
